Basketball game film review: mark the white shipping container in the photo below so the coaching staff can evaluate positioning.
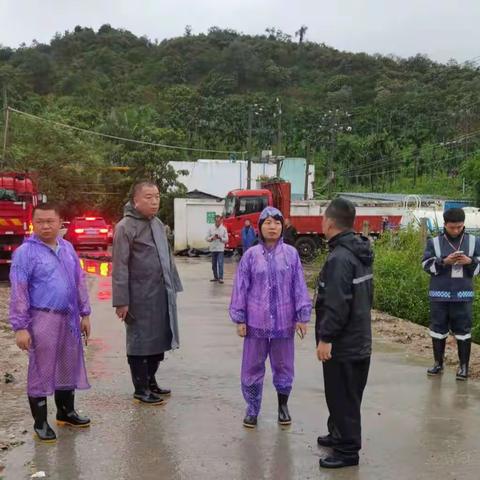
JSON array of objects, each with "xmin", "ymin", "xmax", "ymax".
[{"xmin": 174, "ymin": 198, "xmax": 225, "ymax": 252}]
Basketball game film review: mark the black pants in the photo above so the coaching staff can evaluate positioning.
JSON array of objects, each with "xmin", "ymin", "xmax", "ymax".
[
  {"xmin": 127, "ymin": 354, "xmax": 165, "ymax": 388},
  {"xmin": 127, "ymin": 353, "xmax": 165, "ymax": 364},
  {"xmin": 430, "ymin": 301, "xmax": 472, "ymax": 339},
  {"xmin": 323, "ymin": 357, "xmax": 371, "ymax": 459}
]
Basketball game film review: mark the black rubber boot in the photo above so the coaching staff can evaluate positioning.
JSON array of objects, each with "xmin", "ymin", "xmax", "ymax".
[
  {"xmin": 317, "ymin": 434, "xmax": 336, "ymax": 448},
  {"xmin": 128, "ymin": 357, "xmax": 164, "ymax": 405},
  {"xmin": 456, "ymin": 339, "xmax": 471, "ymax": 381},
  {"xmin": 320, "ymin": 456, "xmax": 359, "ymax": 469},
  {"xmin": 55, "ymin": 390, "xmax": 91, "ymax": 428},
  {"xmin": 278, "ymin": 393, "xmax": 292, "ymax": 425},
  {"xmin": 147, "ymin": 357, "xmax": 171, "ymax": 396},
  {"xmin": 427, "ymin": 338, "xmax": 446, "ymax": 376},
  {"xmin": 28, "ymin": 397, "xmax": 56, "ymax": 443},
  {"xmin": 243, "ymin": 415, "xmax": 257, "ymax": 428}
]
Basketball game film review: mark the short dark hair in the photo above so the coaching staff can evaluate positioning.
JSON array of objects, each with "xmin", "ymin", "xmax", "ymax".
[
  {"xmin": 33, "ymin": 202, "xmax": 61, "ymax": 217},
  {"xmin": 443, "ymin": 208, "xmax": 465, "ymax": 224},
  {"xmin": 131, "ymin": 180, "xmax": 159, "ymax": 200},
  {"xmin": 325, "ymin": 198, "xmax": 356, "ymax": 230}
]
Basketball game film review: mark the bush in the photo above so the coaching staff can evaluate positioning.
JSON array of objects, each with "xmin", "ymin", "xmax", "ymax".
[{"xmin": 373, "ymin": 229, "xmax": 430, "ymax": 327}]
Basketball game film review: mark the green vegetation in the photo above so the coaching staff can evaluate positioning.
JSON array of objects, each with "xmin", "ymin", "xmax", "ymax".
[
  {"xmin": 373, "ymin": 230, "xmax": 431, "ymax": 327},
  {"xmin": 2, "ymin": 25, "xmax": 480, "ymax": 219}
]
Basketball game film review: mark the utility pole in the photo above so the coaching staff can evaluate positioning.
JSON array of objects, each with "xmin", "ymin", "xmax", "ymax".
[
  {"xmin": 464, "ymin": 109, "xmax": 470, "ymax": 160},
  {"xmin": 276, "ymin": 98, "xmax": 282, "ymax": 178},
  {"xmin": 247, "ymin": 108, "xmax": 253, "ymax": 189},
  {"xmin": 327, "ymin": 110, "xmax": 338, "ymax": 199},
  {"xmin": 2, "ymin": 86, "xmax": 9, "ymax": 167}
]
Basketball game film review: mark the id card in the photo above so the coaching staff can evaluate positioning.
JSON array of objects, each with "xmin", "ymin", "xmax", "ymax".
[{"xmin": 452, "ymin": 264, "xmax": 464, "ymax": 278}]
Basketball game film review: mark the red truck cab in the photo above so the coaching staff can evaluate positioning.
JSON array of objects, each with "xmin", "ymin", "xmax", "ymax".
[
  {"xmin": 223, "ymin": 188, "xmax": 271, "ymax": 249},
  {"xmin": 223, "ymin": 181, "xmax": 402, "ymax": 259}
]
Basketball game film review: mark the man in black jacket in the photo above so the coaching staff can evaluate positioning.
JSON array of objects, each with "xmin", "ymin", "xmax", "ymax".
[{"xmin": 315, "ymin": 198, "xmax": 373, "ymax": 469}]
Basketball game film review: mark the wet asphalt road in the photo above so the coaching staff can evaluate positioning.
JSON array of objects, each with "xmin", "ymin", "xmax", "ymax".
[{"xmin": 4, "ymin": 257, "xmax": 480, "ymax": 479}]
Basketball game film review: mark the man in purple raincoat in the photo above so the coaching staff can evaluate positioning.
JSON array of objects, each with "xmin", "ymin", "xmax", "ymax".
[
  {"xmin": 229, "ymin": 206, "xmax": 312, "ymax": 428},
  {"xmin": 9, "ymin": 203, "xmax": 91, "ymax": 443}
]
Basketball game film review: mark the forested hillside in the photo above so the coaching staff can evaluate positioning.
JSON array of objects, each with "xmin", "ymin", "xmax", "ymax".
[{"xmin": 1, "ymin": 25, "xmax": 480, "ymax": 219}]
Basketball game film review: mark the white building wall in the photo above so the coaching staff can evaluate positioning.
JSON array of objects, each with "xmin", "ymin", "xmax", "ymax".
[
  {"xmin": 169, "ymin": 159, "xmax": 315, "ymax": 199},
  {"xmin": 174, "ymin": 198, "xmax": 225, "ymax": 252}
]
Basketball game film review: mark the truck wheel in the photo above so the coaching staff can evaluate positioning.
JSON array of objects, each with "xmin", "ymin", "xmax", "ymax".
[{"xmin": 295, "ymin": 236, "xmax": 317, "ymax": 261}]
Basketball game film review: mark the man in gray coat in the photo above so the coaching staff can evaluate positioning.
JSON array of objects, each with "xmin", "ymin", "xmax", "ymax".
[{"xmin": 112, "ymin": 181, "xmax": 183, "ymax": 405}]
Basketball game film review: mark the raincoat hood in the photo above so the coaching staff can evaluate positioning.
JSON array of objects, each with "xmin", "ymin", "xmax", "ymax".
[
  {"xmin": 259, "ymin": 206, "xmax": 283, "ymax": 222},
  {"xmin": 329, "ymin": 231, "xmax": 374, "ymax": 267},
  {"xmin": 123, "ymin": 202, "xmax": 156, "ymax": 221},
  {"xmin": 258, "ymin": 207, "xmax": 284, "ymax": 244}
]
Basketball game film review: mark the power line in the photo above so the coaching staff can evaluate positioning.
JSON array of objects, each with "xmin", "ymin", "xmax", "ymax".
[
  {"xmin": 339, "ymin": 150, "xmax": 474, "ymax": 179},
  {"xmin": 335, "ymin": 129, "xmax": 480, "ymax": 177},
  {"xmin": 8, "ymin": 107, "xmax": 247, "ymax": 156}
]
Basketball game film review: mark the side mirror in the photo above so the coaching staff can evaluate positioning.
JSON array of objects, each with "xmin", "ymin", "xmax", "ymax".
[{"xmin": 38, "ymin": 194, "xmax": 47, "ymax": 204}]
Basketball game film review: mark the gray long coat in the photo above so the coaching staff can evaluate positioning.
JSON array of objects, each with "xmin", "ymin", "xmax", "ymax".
[{"xmin": 112, "ymin": 203, "xmax": 183, "ymax": 356}]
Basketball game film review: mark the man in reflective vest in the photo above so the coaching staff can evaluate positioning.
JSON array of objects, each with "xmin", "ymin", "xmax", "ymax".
[{"xmin": 422, "ymin": 208, "xmax": 480, "ymax": 380}]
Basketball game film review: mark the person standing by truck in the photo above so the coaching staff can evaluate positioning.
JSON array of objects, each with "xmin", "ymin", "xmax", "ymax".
[
  {"xmin": 283, "ymin": 218, "xmax": 297, "ymax": 246},
  {"xmin": 422, "ymin": 208, "xmax": 480, "ymax": 380},
  {"xmin": 206, "ymin": 215, "xmax": 228, "ymax": 284},
  {"xmin": 241, "ymin": 219, "xmax": 257, "ymax": 253}
]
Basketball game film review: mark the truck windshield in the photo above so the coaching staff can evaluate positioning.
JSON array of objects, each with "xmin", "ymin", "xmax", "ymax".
[
  {"xmin": 0, "ymin": 189, "xmax": 18, "ymax": 201},
  {"xmin": 236, "ymin": 196, "xmax": 268, "ymax": 216},
  {"xmin": 224, "ymin": 195, "xmax": 236, "ymax": 218}
]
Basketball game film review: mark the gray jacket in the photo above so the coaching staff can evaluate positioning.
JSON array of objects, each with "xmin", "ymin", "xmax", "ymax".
[{"xmin": 112, "ymin": 203, "xmax": 183, "ymax": 355}]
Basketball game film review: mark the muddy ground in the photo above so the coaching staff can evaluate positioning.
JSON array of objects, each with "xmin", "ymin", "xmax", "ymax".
[
  {"xmin": 0, "ymin": 286, "xmax": 29, "ymax": 474},
  {"xmin": 2, "ymin": 283, "xmax": 480, "ymax": 473}
]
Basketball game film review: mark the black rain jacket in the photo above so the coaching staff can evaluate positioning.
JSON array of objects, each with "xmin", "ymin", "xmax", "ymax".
[{"xmin": 315, "ymin": 231, "xmax": 374, "ymax": 360}]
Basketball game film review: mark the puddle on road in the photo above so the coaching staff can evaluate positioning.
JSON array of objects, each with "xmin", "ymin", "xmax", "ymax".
[
  {"xmin": 79, "ymin": 255, "xmax": 112, "ymax": 302},
  {"xmin": 79, "ymin": 255, "xmax": 112, "ymax": 277}
]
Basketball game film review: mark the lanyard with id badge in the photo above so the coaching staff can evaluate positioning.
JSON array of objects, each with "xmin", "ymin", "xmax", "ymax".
[{"xmin": 445, "ymin": 233, "xmax": 465, "ymax": 278}]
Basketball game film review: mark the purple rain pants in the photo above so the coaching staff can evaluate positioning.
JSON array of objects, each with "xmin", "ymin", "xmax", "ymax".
[{"xmin": 241, "ymin": 336, "xmax": 295, "ymax": 417}]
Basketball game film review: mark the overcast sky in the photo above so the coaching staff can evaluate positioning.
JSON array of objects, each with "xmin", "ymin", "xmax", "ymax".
[{"xmin": 1, "ymin": 0, "xmax": 479, "ymax": 64}]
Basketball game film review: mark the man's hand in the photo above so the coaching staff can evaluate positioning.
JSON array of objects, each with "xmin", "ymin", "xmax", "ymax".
[
  {"xmin": 456, "ymin": 255, "xmax": 472, "ymax": 266},
  {"xmin": 443, "ymin": 253, "xmax": 459, "ymax": 265},
  {"xmin": 296, "ymin": 323, "xmax": 307, "ymax": 339},
  {"xmin": 317, "ymin": 341, "xmax": 332, "ymax": 362},
  {"xmin": 15, "ymin": 329, "xmax": 31, "ymax": 351},
  {"xmin": 236, "ymin": 324, "xmax": 247, "ymax": 337},
  {"xmin": 116, "ymin": 306, "xmax": 129, "ymax": 321},
  {"xmin": 81, "ymin": 316, "xmax": 91, "ymax": 340}
]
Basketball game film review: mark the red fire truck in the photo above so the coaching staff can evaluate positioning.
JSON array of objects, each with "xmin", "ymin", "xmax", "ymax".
[
  {"xmin": 0, "ymin": 173, "xmax": 43, "ymax": 264},
  {"xmin": 223, "ymin": 181, "xmax": 403, "ymax": 258}
]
